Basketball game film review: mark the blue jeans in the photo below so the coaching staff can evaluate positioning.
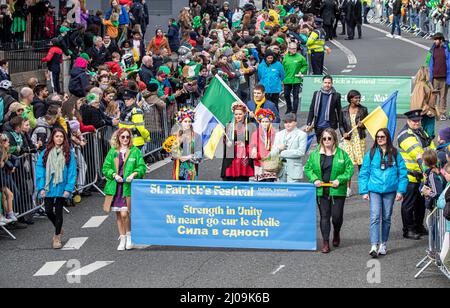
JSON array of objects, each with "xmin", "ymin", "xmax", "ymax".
[
  {"xmin": 391, "ymin": 15, "xmax": 401, "ymax": 36},
  {"xmin": 370, "ymin": 192, "xmax": 396, "ymax": 245}
]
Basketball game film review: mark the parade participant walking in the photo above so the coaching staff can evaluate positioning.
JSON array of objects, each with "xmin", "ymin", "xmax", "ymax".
[
  {"xmin": 306, "ymin": 75, "xmax": 342, "ymax": 142},
  {"xmin": 171, "ymin": 107, "xmax": 203, "ymax": 181},
  {"xmin": 36, "ymin": 129, "xmax": 77, "ymax": 249},
  {"xmin": 304, "ymin": 128, "xmax": 354, "ymax": 253},
  {"xmin": 257, "ymin": 50, "xmax": 285, "ymax": 111},
  {"xmin": 426, "ymin": 33, "xmax": 450, "ymax": 121},
  {"xmin": 119, "ymin": 89, "xmax": 150, "ymax": 149},
  {"xmin": 271, "ymin": 113, "xmax": 308, "ymax": 183},
  {"xmin": 398, "ymin": 109, "xmax": 436, "ymax": 240},
  {"xmin": 306, "ymin": 18, "xmax": 326, "ymax": 75},
  {"xmin": 340, "ymin": 90, "xmax": 368, "ymax": 197},
  {"xmin": 246, "ymin": 85, "xmax": 280, "ymax": 125},
  {"xmin": 359, "ymin": 128, "xmax": 408, "ymax": 258},
  {"xmin": 250, "ymin": 109, "xmax": 277, "ymax": 182},
  {"xmin": 221, "ymin": 102, "xmax": 255, "ymax": 182},
  {"xmin": 282, "ymin": 43, "xmax": 309, "ymax": 116},
  {"xmin": 102, "ymin": 128, "xmax": 146, "ymax": 251}
]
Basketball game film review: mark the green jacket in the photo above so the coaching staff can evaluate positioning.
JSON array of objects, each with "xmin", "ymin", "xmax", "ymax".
[
  {"xmin": 282, "ymin": 53, "xmax": 309, "ymax": 84},
  {"xmin": 304, "ymin": 146, "xmax": 355, "ymax": 197},
  {"xmin": 21, "ymin": 103, "xmax": 37, "ymax": 129},
  {"xmin": 102, "ymin": 146, "xmax": 146, "ymax": 197},
  {"xmin": 149, "ymin": 78, "xmax": 176, "ymax": 102}
]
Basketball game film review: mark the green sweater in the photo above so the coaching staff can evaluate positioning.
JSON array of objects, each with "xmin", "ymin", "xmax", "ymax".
[
  {"xmin": 102, "ymin": 146, "xmax": 147, "ymax": 197},
  {"xmin": 304, "ymin": 146, "xmax": 355, "ymax": 197},
  {"xmin": 282, "ymin": 53, "xmax": 309, "ymax": 85},
  {"xmin": 21, "ymin": 103, "xmax": 37, "ymax": 129}
]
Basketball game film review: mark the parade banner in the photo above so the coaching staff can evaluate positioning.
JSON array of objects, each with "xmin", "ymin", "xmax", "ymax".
[
  {"xmin": 301, "ymin": 76, "xmax": 412, "ymax": 114},
  {"xmin": 131, "ymin": 180, "xmax": 317, "ymax": 251}
]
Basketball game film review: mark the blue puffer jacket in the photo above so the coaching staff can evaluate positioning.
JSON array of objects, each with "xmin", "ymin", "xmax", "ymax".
[
  {"xmin": 257, "ymin": 58, "xmax": 285, "ymax": 94},
  {"xmin": 359, "ymin": 148, "xmax": 409, "ymax": 195},
  {"xmin": 105, "ymin": 5, "xmax": 130, "ymax": 26},
  {"xmin": 36, "ymin": 149, "xmax": 77, "ymax": 198}
]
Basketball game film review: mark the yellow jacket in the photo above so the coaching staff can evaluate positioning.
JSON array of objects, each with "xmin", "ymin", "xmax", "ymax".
[
  {"xmin": 119, "ymin": 105, "xmax": 150, "ymax": 147},
  {"xmin": 398, "ymin": 126, "xmax": 436, "ymax": 183},
  {"xmin": 306, "ymin": 29, "xmax": 326, "ymax": 54}
]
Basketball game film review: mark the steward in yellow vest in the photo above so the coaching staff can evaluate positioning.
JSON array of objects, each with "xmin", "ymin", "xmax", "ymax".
[{"xmin": 119, "ymin": 89, "xmax": 150, "ymax": 148}]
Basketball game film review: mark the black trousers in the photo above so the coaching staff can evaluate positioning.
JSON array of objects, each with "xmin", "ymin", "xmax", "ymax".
[
  {"xmin": 284, "ymin": 84, "xmax": 301, "ymax": 114},
  {"xmin": 50, "ymin": 69, "xmax": 61, "ymax": 94},
  {"xmin": 318, "ymin": 196, "xmax": 346, "ymax": 242},
  {"xmin": 401, "ymin": 182, "xmax": 426, "ymax": 234},
  {"xmin": 324, "ymin": 24, "xmax": 334, "ymax": 40},
  {"xmin": 347, "ymin": 21, "xmax": 362, "ymax": 39},
  {"xmin": 266, "ymin": 93, "xmax": 280, "ymax": 111},
  {"xmin": 310, "ymin": 51, "xmax": 325, "ymax": 75},
  {"xmin": 223, "ymin": 177, "xmax": 250, "ymax": 182},
  {"xmin": 45, "ymin": 197, "xmax": 66, "ymax": 236}
]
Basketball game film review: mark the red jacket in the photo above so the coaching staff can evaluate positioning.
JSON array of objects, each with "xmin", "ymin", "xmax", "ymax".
[
  {"xmin": 44, "ymin": 14, "xmax": 55, "ymax": 39},
  {"xmin": 79, "ymin": 117, "xmax": 96, "ymax": 133},
  {"xmin": 119, "ymin": 0, "xmax": 133, "ymax": 6},
  {"xmin": 105, "ymin": 61, "xmax": 123, "ymax": 78}
]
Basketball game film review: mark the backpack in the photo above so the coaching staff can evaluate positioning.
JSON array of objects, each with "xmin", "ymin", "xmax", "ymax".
[{"xmin": 69, "ymin": 74, "xmax": 85, "ymax": 98}]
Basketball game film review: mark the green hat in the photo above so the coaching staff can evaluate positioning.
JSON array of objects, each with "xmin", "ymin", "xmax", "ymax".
[
  {"xmin": 158, "ymin": 66, "xmax": 171, "ymax": 75},
  {"xmin": 193, "ymin": 16, "xmax": 202, "ymax": 29},
  {"xmin": 86, "ymin": 93, "xmax": 99, "ymax": 104},
  {"xmin": 275, "ymin": 37, "xmax": 285, "ymax": 45},
  {"xmin": 80, "ymin": 53, "xmax": 91, "ymax": 61},
  {"xmin": 60, "ymin": 26, "xmax": 71, "ymax": 34}
]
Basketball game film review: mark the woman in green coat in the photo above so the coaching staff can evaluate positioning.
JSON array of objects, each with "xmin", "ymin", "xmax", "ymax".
[
  {"xmin": 102, "ymin": 128, "xmax": 146, "ymax": 251},
  {"xmin": 304, "ymin": 128, "xmax": 355, "ymax": 254}
]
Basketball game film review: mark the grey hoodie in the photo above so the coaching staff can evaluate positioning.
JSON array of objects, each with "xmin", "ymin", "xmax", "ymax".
[{"xmin": 31, "ymin": 117, "xmax": 53, "ymax": 147}]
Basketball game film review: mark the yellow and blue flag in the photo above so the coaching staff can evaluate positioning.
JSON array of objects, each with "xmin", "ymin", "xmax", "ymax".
[{"xmin": 362, "ymin": 91, "xmax": 398, "ymax": 140}]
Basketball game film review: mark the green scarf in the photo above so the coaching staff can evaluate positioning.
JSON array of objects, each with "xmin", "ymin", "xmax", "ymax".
[{"xmin": 45, "ymin": 147, "xmax": 66, "ymax": 192}]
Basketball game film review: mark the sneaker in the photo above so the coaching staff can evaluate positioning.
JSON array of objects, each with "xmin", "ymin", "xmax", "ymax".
[
  {"xmin": 347, "ymin": 187, "xmax": 353, "ymax": 198},
  {"xmin": 378, "ymin": 243, "xmax": 387, "ymax": 255},
  {"xmin": 394, "ymin": 35, "xmax": 402, "ymax": 39},
  {"xmin": 117, "ymin": 235, "xmax": 126, "ymax": 251},
  {"xmin": 0, "ymin": 216, "xmax": 12, "ymax": 225},
  {"xmin": 386, "ymin": 34, "xmax": 394, "ymax": 38},
  {"xmin": 440, "ymin": 115, "xmax": 447, "ymax": 121},
  {"xmin": 126, "ymin": 234, "xmax": 134, "ymax": 250},
  {"xmin": 6, "ymin": 213, "xmax": 18, "ymax": 222},
  {"xmin": 370, "ymin": 245, "xmax": 379, "ymax": 258}
]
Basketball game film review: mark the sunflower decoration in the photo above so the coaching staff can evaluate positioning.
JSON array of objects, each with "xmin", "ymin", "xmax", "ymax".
[{"xmin": 162, "ymin": 135, "xmax": 178, "ymax": 153}]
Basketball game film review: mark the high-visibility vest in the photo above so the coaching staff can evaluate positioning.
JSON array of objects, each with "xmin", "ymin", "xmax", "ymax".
[
  {"xmin": 398, "ymin": 126, "xmax": 436, "ymax": 183},
  {"xmin": 306, "ymin": 29, "xmax": 326, "ymax": 54},
  {"xmin": 119, "ymin": 105, "xmax": 150, "ymax": 147}
]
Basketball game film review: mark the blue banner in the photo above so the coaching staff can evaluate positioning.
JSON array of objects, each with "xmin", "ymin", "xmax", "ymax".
[{"xmin": 131, "ymin": 180, "xmax": 317, "ymax": 251}]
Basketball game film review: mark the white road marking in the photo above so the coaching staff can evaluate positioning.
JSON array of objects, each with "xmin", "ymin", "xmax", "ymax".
[
  {"xmin": 363, "ymin": 24, "xmax": 430, "ymax": 51},
  {"xmin": 82, "ymin": 216, "xmax": 109, "ymax": 228},
  {"xmin": 271, "ymin": 265, "xmax": 286, "ymax": 275},
  {"xmin": 62, "ymin": 237, "xmax": 89, "ymax": 251},
  {"xmin": 347, "ymin": 65, "xmax": 356, "ymax": 68},
  {"xmin": 148, "ymin": 158, "xmax": 172, "ymax": 172},
  {"xmin": 341, "ymin": 69, "xmax": 353, "ymax": 73},
  {"xmin": 330, "ymin": 40, "xmax": 358, "ymax": 65},
  {"xmin": 34, "ymin": 261, "xmax": 67, "ymax": 277},
  {"xmin": 66, "ymin": 261, "xmax": 114, "ymax": 276}
]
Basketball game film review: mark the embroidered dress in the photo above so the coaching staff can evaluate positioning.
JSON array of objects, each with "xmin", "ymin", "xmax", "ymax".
[
  {"xmin": 343, "ymin": 114, "xmax": 366, "ymax": 166},
  {"xmin": 111, "ymin": 150, "xmax": 128, "ymax": 212},
  {"xmin": 225, "ymin": 124, "xmax": 254, "ymax": 178}
]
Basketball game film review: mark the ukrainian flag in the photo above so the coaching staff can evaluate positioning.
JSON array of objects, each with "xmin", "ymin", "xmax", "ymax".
[{"xmin": 362, "ymin": 91, "xmax": 398, "ymax": 140}]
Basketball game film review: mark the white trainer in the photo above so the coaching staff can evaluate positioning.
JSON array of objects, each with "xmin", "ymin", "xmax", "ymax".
[
  {"xmin": 370, "ymin": 245, "xmax": 379, "ymax": 258},
  {"xmin": 126, "ymin": 234, "xmax": 133, "ymax": 250},
  {"xmin": 386, "ymin": 34, "xmax": 394, "ymax": 38},
  {"xmin": 347, "ymin": 188, "xmax": 353, "ymax": 198},
  {"xmin": 378, "ymin": 243, "xmax": 387, "ymax": 256},
  {"xmin": 117, "ymin": 235, "xmax": 126, "ymax": 251}
]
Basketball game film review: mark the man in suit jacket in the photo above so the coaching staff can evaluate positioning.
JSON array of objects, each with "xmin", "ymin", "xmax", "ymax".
[
  {"xmin": 345, "ymin": 0, "xmax": 363, "ymax": 40},
  {"xmin": 271, "ymin": 113, "xmax": 308, "ymax": 183}
]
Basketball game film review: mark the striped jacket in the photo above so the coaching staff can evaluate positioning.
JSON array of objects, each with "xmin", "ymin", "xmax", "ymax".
[{"xmin": 397, "ymin": 125, "xmax": 436, "ymax": 183}]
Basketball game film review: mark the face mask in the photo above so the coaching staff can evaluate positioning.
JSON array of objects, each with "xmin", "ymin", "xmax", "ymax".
[{"xmin": 100, "ymin": 84, "xmax": 109, "ymax": 90}]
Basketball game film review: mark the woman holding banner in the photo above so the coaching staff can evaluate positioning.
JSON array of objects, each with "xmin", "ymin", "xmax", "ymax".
[
  {"xmin": 359, "ymin": 128, "xmax": 408, "ymax": 258},
  {"xmin": 339, "ymin": 90, "xmax": 368, "ymax": 197},
  {"xmin": 250, "ymin": 109, "xmax": 277, "ymax": 182},
  {"xmin": 170, "ymin": 107, "xmax": 203, "ymax": 181},
  {"xmin": 304, "ymin": 128, "xmax": 354, "ymax": 254},
  {"xmin": 102, "ymin": 128, "xmax": 146, "ymax": 251},
  {"xmin": 221, "ymin": 102, "xmax": 255, "ymax": 182}
]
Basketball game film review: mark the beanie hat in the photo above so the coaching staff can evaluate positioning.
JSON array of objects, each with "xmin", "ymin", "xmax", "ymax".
[
  {"xmin": 80, "ymin": 53, "xmax": 91, "ymax": 61},
  {"xmin": 60, "ymin": 26, "xmax": 71, "ymax": 34},
  {"xmin": 439, "ymin": 127, "xmax": 450, "ymax": 143}
]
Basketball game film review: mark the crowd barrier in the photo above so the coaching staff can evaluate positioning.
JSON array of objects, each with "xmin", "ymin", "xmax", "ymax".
[
  {"xmin": 415, "ymin": 208, "xmax": 450, "ymax": 280},
  {"xmin": 1, "ymin": 106, "xmax": 171, "ymax": 240}
]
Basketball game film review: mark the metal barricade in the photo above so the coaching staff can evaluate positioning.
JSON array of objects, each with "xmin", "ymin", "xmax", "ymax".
[
  {"xmin": 415, "ymin": 208, "xmax": 450, "ymax": 279},
  {"xmin": 96, "ymin": 126, "xmax": 115, "ymax": 181},
  {"xmin": 73, "ymin": 132, "xmax": 104, "ymax": 196},
  {"xmin": 142, "ymin": 105, "xmax": 169, "ymax": 158}
]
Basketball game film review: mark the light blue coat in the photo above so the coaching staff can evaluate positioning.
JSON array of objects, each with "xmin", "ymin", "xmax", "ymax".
[
  {"xmin": 271, "ymin": 128, "xmax": 308, "ymax": 182},
  {"xmin": 257, "ymin": 61, "xmax": 285, "ymax": 94},
  {"xmin": 36, "ymin": 149, "xmax": 77, "ymax": 198},
  {"xmin": 359, "ymin": 148, "xmax": 409, "ymax": 196},
  {"xmin": 437, "ymin": 185, "xmax": 450, "ymax": 232}
]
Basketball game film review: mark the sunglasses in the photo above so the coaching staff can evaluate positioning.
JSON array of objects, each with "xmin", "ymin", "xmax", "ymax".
[
  {"xmin": 322, "ymin": 137, "xmax": 333, "ymax": 142},
  {"xmin": 376, "ymin": 135, "xmax": 387, "ymax": 140},
  {"xmin": 120, "ymin": 135, "xmax": 131, "ymax": 140}
]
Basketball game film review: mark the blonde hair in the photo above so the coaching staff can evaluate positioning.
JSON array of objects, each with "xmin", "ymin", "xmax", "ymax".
[
  {"xmin": 105, "ymin": 100, "xmax": 119, "ymax": 118},
  {"xmin": 111, "ymin": 12, "xmax": 119, "ymax": 22},
  {"xmin": 110, "ymin": 128, "xmax": 134, "ymax": 149}
]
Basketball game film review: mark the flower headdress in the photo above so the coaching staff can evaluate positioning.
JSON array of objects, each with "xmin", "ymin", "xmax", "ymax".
[
  {"xmin": 255, "ymin": 108, "xmax": 276, "ymax": 124},
  {"xmin": 176, "ymin": 107, "xmax": 196, "ymax": 124}
]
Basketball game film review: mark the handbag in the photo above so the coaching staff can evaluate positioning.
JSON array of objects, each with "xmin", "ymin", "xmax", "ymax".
[
  {"xmin": 103, "ymin": 196, "xmax": 112, "ymax": 214},
  {"xmin": 262, "ymin": 156, "xmax": 283, "ymax": 174}
]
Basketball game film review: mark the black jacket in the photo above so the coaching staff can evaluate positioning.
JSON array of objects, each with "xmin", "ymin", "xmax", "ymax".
[
  {"xmin": 346, "ymin": 0, "xmax": 363, "ymax": 24},
  {"xmin": 320, "ymin": 0, "xmax": 338, "ymax": 26},
  {"xmin": 339, "ymin": 104, "xmax": 369, "ymax": 140},
  {"xmin": 139, "ymin": 64, "xmax": 154, "ymax": 89},
  {"xmin": 81, "ymin": 105, "xmax": 106, "ymax": 129},
  {"xmin": 307, "ymin": 90, "xmax": 343, "ymax": 130},
  {"xmin": 393, "ymin": 0, "xmax": 403, "ymax": 16},
  {"xmin": 86, "ymin": 46, "xmax": 108, "ymax": 70},
  {"xmin": 32, "ymin": 97, "xmax": 47, "ymax": 119},
  {"xmin": 69, "ymin": 67, "xmax": 91, "ymax": 98}
]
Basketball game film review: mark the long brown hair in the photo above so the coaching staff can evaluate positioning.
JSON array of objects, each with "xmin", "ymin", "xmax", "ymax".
[
  {"xmin": 371, "ymin": 128, "xmax": 398, "ymax": 164},
  {"xmin": 43, "ymin": 129, "xmax": 72, "ymax": 167},
  {"xmin": 110, "ymin": 128, "xmax": 133, "ymax": 150}
]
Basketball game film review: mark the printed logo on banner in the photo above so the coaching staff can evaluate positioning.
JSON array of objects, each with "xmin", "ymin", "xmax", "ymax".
[{"xmin": 131, "ymin": 180, "xmax": 317, "ymax": 251}]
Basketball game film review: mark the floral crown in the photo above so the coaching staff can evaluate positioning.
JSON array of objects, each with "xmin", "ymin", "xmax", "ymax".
[
  {"xmin": 231, "ymin": 101, "xmax": 248, "ymax": 113},
  {"xmin": 176, "ymin": 107, "xmax": 196, "ymax": 124},
  {"xmin": 255, "ymin": 108, "xmax": 276, "ymax": 123}
]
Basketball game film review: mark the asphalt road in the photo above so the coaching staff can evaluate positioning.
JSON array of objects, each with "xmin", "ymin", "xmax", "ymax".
[{"xmin": 0, "ymin": 24, "xmax": 449, "ymax": 288}]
